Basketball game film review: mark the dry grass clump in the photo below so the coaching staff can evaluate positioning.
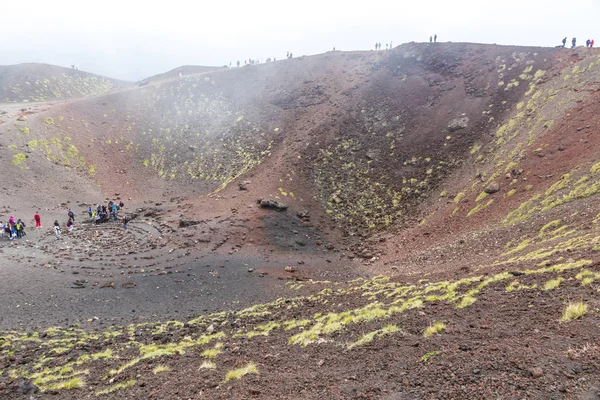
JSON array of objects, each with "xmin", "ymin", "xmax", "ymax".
[
  {"xmin": 224, "ymin": 362, "xmax": 258, "ymax": 382},
  {"xmin": 561, "ymin": 302, "xmax": 588, "ymax": 322},
  {"xmin": 423, "ymin": 321, "xmax": 446, "ymax": 337},
  {"xmin": 42, "ymin": 377, "xmax": 85, "ymax": 391},
  {"xmin": 152, "ymin": 365, "xmax": 170, "ymax": 374},
  {"xmin": 542, "ymin": 277, "xmax": 563, "ymax": 290}
]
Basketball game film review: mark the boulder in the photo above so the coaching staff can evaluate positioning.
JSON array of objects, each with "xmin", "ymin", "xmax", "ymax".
[
  {"xmin": 179, "ymin": 219, "xmax": 200, "ymax": 228},
  {"xmin": 258, "ymin": 198, "xmax": 288, "ymax": 211},
  {"xmin": 366, "ymin": 149, "xmax": 381, "ymax": 161},
  {"xmin": 447, "ymin": 116, "xmax": 469, "ymax": 132},
  {"xmin": 484, "ymin": 181, "xmax": 500, "ymax": 194}
]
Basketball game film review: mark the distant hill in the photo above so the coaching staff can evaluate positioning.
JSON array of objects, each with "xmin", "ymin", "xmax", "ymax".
[
  {"xmin": 142, "ymin": 65, "xmax": 227, "ymax": 83},
  {"xmin": 0, "ymin": 63, "xmax": 130, "ymax": 103}
]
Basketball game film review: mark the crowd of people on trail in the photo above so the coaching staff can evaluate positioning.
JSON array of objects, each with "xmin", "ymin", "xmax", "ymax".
[
  {"xmin": 2, "ymin": 201, "xmax": 129, "ymax": 242},
  {"xmin": 562, "ymin": 37, "xmax": 594, "ymax": 48}
]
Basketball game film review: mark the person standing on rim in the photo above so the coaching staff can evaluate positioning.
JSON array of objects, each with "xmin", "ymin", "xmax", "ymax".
[
  {"xmin": 562, "ymin": 37, "xmax": 567, "ymax": 48},
  {"xmin": 572, "ymin": 37, "xmax": 577, "ymax": 48},
  {"xmin": 434, "ymin": 34, "xmax": 437, "ymax": 43}
]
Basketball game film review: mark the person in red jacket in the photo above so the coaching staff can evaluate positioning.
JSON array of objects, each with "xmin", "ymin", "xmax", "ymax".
[
  {"xmin": 34, "ymin": 212, "xmax": 42, "ymax": 228},
  {"xmin": 591, "ymin": 40, "xmax": 595, "ymax": 48}
]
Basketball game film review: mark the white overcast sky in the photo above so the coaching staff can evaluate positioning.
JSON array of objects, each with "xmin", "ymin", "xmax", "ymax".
[{"xmin": 1, "ymin": 0, "xmax": 598, "ymax": 81}]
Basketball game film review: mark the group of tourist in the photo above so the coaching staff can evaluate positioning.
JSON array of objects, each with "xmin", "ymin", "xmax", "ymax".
[
  {"xmin": 562, "ymin": 37, "xmax": 595, "ymax": 48},
  {"xmin": 1, "ymin": 215, "xmax": 31, "ymax": 240},
  {"xmin": 90, "ymin": 200, "xmax": 125, "ymax": 225},
  {"xmin": 375, "ymin": 41, "xmax": 395, "ymax": 50},
  {"xmin": 1, "ymin": 212, "xmax": 46, "ymax": 240}
]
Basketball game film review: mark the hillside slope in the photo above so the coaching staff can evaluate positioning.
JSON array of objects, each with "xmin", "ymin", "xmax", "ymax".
[
  {"xmin": 0, "ymin": 63, "xmax": 129, "ymax": 103},
  {"xmin": 9, "ymin": 44, "xmax": 562, "ymax": 226},
  {"xmin": 143, "ymin": 65, "xmax": 228, "ymax": 83}
]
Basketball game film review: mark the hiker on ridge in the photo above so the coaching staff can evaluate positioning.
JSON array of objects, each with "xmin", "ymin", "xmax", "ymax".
[
  {"xmin": 591, "ymin": 39, "xmax": 595, "ymax": 48},
  {"xmin": 434, "ymin": 34, "xmax": 437, "ymax": 43},
  {"xmin": 572, "ymin": 37, "xmax": 576, "ymax": 48},
  {"xmin": 586, "ymin": 39, "xmax": 590, "ymax": 47},
  {"xmin": 562, "ymin": 37, "xmax": 567, "ymax": 48},
  {"xmin": 430, "ymin": 36, "xmax": 433, "ymax": 43}
]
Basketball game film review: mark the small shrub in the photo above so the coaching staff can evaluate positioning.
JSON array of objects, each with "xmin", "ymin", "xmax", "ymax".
[{"xmin": 421, "ymin": 351, "xmax": 440, "ymax": 362}]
